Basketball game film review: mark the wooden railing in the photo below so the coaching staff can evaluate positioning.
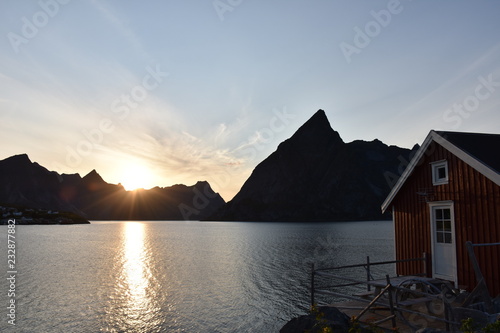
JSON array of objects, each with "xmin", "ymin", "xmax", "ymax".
[
  {"xmin": 310, "ymin": 253, "xmax": 429, "ymax": 306},
  {"xmin": 309, "ymin": 254, "xmax": 462, "ymax": 331},
  {"xmin": 464, "ymin": 241, "xmax": 500, "ymax": 313}
]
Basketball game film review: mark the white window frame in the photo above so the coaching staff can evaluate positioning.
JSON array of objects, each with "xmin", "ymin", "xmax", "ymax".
[{"xmin": 431, "ymin": 160, "xmax": 448, "ymax": 185}]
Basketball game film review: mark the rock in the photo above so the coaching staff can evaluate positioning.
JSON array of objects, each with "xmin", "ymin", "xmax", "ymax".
[
  {"xmin": 280, "ymin": 315, "xmax": 319, "ymax": 333},
  {"xmin": 415, "ymin": 328, "xmax": 445, "ymax": 333},
  {"xmin": 280, "ymin": 306, "xmax": 350, "ymax": 333}
]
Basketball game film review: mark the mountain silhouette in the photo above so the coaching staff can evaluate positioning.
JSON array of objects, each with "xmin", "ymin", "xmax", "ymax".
[
  {"xmin": 210, "ymin": 110, "xmax": 415, "ymax": 221},
  {"xmin": 0, "ymin": 154, "xmax": 225, "ymax": 220}
]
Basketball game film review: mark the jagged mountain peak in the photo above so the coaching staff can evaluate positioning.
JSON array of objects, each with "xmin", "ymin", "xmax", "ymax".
[
  {"xmin": 0, "ymin": 154, "xmax": 225, "ymax": 220},
  {"xmin": 210, "ymin": 109, "xmax": 414, "ymax": 222},
  {"xmin": 297, "ymin": 109, "xmax": 331, "ymax": 132},
  {"xmin": 82, "ymin": 169, "xmax": 105, "ymax": 184},
  {"xmin": 0, "ymin": 153, "xmax": 54, "ymax": 177},
  {"xmin": 281, "ymin": 109, "xmax": 344, "ymax": 152},
  {"xmin": 194, "ymin": 180, "xmax": 210, "ymax": 187},
  {"xmin": 2, "ymin": 153, "xmax": 32, "ymax": 165}
]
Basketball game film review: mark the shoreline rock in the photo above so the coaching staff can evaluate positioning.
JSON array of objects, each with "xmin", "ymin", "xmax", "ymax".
[{"xmin": 280, "ymin": 306, "xmax": 350, "ymax": 333}]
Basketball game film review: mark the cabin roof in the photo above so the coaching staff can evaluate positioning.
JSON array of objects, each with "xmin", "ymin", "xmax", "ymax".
[
  {"xmin": 435, "ymin": 131, "xmax": 500, "ymax": 174},
  {"xmin": 381, "ymin": 130, "xmax": 500, "ymax": 213}
]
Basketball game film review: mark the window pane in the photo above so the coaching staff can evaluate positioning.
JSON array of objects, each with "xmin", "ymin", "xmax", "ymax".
[
  {"xmin": 444, "ymin": 233, "xmax": 452, "ymax": 244},
  {"xmin": 436, "ymin": 221, "xmax": 444, "ymax": 231},
  {"xmin": 437, "ymin": 233, "xmax": 444, "ymax": 243},
  {"xmin": 443, "ymin": 209, "xmax": 451, "ymax": 219},
  {"xmin": 438, "ymin": 167, "xmax": 446, "ymax": 179},
  {"xmin": 444, "ymin": 221, "xmax": 451, "ymax": 232},
  {"xmin": 436, "ymin": 209, "xmax": 443, "ymax": 219}
]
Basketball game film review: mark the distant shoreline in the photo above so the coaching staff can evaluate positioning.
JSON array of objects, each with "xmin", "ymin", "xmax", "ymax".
[
  {"xmin": 0, "ymin": 217, "xmax": 90, "ymax": 225},
  {"xmin": 90, "ymin": 219, "xmax": 393, "ymax": 223},
  {"xmin": 0, "ymin": 205, "xmax": 90, "ymax": 225},
  {"xmin": 0, "ymin": 218, "xmax": 90, "ymax": 225}
]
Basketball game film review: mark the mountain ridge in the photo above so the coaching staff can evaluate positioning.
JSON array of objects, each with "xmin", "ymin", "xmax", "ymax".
[
  {"xmin": 209, "ymin": 109, "xmax": 415, "ymax": 221},
  {"xmin": 0, "ymin": 155, "xmax": 225, "ymax": 220},
  {"xmin": 1, "ymin": 109, "xmax": 415, "ymax": 222}
]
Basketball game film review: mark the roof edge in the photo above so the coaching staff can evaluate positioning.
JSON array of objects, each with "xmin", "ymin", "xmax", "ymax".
[
  {"xmin": 435, "ymin": 133, "xmax": 500, "ymax": 187},
  {"xmin": 381, "ymin": 130, "xmax": 437, "ymax": 213},
  {"xmin": 381, "ymin": 130, "xmax": 500, "ymax": 213}
]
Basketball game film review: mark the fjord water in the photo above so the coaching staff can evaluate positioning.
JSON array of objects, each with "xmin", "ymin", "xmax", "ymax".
[{"xmin": 1, "ymin": 221, "xmax": 393, "ymax": 332}]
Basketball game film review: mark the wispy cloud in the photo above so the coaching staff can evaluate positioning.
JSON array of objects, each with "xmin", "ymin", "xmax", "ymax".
[
  {"xmin": 89, "ymin": 0, "xmax": 152, "ymax": 62},
  {"xmin": 402, "ymin": 43, "xmax": 500, "ymax": 116}
]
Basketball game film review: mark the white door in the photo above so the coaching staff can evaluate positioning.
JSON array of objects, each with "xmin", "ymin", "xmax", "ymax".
[{"xmin": 430, "ymin": 203, "xmax": 457, "ymax": 284}]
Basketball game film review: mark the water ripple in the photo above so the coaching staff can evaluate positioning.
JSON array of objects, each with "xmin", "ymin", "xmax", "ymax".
[{"xmin": 0, "ymin": 220, "xmax": 393, "ymax": 332}]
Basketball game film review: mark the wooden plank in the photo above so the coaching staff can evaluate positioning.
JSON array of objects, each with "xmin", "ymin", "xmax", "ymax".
[
  {"xmin": 353, "ymin": 291, "xmax": 375, "ymax": 298},
  {"xmin": 370, "ymin": 275, "xmax": 434, "ymax": 288},
  {"xmin": 372, "ymin": 315, "xmax": 396, "ymax": 326},
  {"xmin": 397, "ymin": 296, "xmax": 433, "ymax": 307}
]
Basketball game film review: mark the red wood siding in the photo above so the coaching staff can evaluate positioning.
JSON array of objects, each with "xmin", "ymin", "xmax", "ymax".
[{"xmin": 392, "ymin": 141, "xmax": 500, "ymax": 296}]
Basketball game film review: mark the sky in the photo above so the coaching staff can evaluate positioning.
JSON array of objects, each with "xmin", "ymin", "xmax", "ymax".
[{"xmin": 1, "ymin": 0, "xmax": 500, "ymax": 201}]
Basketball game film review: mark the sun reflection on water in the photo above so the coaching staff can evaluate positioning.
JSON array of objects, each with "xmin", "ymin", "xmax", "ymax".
[
  {"xmin": 115, "ymin": 222, "xmax": 162, "ymax": 331},
  {"xmin": 123, "ymin": 223, "xmax": 149, "ymax": 309}
]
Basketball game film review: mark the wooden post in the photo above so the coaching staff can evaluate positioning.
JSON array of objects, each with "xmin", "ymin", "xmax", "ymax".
[
  {"xmin": 423, "ymin": 252, "xmax": 428, "ymax": 277},
  {"xmin": 465, "ymin": 241, "xmax": 493, "ymax": 312},
  {"xmin": 366, "ymin": 256, "xmax": 371, "ymax": 291},
  {"xmin": 311, "ymin": 263, "xmax": 315, "ymax": 307},
  {"xmin": 466, "ymin": 241, "xmax": 485, "ymax": 282},
  {"xmin": 385, "ymin": 274, "xmax": 397, "ymax": 330},
  {"xmin": 357, "ymin": 284, "xmax": 391, "ymax": 320},
  {"xmin": 444, "ymin": 301, "xmax": 451, "ymax": 332}
]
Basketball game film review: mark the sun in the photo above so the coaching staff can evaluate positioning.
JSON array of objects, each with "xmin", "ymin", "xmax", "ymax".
[{"xmin": 119, "ymin": 163, "xmax": 153, "ymax": 191}]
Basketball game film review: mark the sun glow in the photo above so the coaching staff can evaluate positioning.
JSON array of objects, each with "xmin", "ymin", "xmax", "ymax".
[
  {"xmin": 118, "ymin": 222, "xmax": 162, "ymax": 329},
  {"xmin": 119, "ymin": 163, "xmax": 154, "ymax": 191}
]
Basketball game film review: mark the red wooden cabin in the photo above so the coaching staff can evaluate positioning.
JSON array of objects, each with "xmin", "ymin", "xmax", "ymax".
[{"xmin": 382, "ymin": 130, "xmax": 500, "ymax": 296}]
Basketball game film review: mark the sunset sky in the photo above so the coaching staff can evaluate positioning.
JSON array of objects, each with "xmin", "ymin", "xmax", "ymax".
[{"xmin": 1, "ymin": 1, "xmax": 500, "ymax": 200}]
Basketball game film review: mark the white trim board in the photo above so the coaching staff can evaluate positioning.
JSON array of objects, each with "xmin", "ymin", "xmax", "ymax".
[{"xmin": 382, "ymin": 130, "xmax": 500, "ymax": 213}]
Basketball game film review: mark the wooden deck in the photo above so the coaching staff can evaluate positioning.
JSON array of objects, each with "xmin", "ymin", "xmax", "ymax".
[
  {"xmin": 331, "ymin": 299, "xmax": 450, "ymax": 333},
  {"xmin": 318, "ymin": 276, "xmax": 457, "ymax": 332},
  {"xmin": 308, "ymin": 248, "xmax": 499, "ymax": 331},
  {"xmin": 311, "ymin": 257, "xmax": 463, "ymax": 332}
]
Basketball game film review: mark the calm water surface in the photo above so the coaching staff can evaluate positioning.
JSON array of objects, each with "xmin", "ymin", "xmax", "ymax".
[{"xmin": 1, "ymin": 221, "xmax": 393, "ymax": 332}]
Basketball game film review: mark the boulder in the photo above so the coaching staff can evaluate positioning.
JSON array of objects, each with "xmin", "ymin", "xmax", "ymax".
[{"xmin": 280, "ymin": 306, "xmax": 350, "ymax": 333}]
